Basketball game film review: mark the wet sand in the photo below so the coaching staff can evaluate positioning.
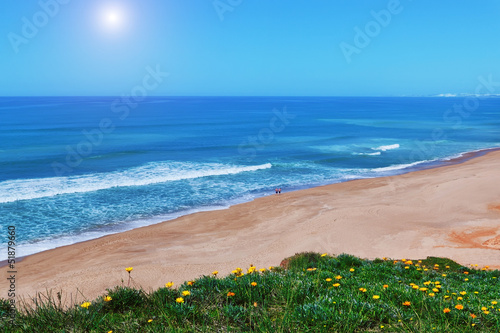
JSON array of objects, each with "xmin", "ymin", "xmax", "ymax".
[{"xmin": 3, "ymin": 150, "xmax": 500, "ymax": 306}]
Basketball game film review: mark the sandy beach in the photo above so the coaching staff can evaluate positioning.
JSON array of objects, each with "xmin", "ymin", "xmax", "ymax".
[{"xmin": 4, "ymin": 150, "xmax": 500, "ymax": 306}]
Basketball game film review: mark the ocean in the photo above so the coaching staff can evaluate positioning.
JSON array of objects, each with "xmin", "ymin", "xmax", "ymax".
[{"xmin": 1, "ymin": 96, "xmax": 499, "ymax": 260}]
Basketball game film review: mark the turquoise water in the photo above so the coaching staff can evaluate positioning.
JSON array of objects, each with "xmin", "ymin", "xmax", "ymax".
[{"xmin": 1, "ymin": 96, "xmax": 499, "ymax": 259}]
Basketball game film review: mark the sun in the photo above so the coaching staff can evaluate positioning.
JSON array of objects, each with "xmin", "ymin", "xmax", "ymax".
[{"xmin": 100, "ymin": 6, "xmax": 126, "ymax": 32}]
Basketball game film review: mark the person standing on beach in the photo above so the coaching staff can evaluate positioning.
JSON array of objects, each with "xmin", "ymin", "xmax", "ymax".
[
  {"xmin": 278, "ymin": 188, "xmax": 281, "ymax": 194},
  {"xmin": 275, "ymin": 188, "xmax": 278, "ymax": 194}
]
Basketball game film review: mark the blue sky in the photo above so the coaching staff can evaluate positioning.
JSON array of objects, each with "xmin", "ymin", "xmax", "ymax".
[{"xmin": 1, "ymin": 0, "xmax": 499, "ymax": 96}]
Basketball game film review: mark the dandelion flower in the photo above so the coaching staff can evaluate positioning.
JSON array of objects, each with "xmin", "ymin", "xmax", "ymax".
[
  {"xmin": 182, "ymin": 290, "xmax": 191, "ymax": 296},
  {"xmin": 321, "ymin": 253, "xmax": 327, "ymax": 257},
  {"xmin": 103, "ymin": 296, "xmax": 112, "ymax": 302},
  {"xmin": 259, "ymin": 268, "xmax": 266, "ymax": 272},
  {"xmin": 187, "ymin": 281, "xmax": 194, "ymax": 286},
  {"xmin": 227, "ymin": 292, "xmax": 235, "ymax": 297},
  {"xmin": 492, "ymin": 301, "xmax": 498, "ymax": 305},
  {"xmin": 419, "ymin": 287, "xmax": 428, "ymax": 292},
  {"xmin": 373, "ymin": 295, "xmax": 380, "ymax": 300},
  {"xmin": 429, "ymin": 293, "xmax": 435, "ymax": 297},
  {"xmin": 325, "ymin": 278, "xmax": 332, "ymax": 282},
  {"xmin": 80, "ymin": 302, "xmax": 91, "ymax": 309},
  {"xmin": 125, "ymin": 267, "xmax": 133, "ymax": 273},
  {"xmin": 403, "ymin": 301, "xmax": 411, "ymax": 306},
  {"xmin": 253, "ymin": 302, "xmax": 258, "ymax": 307},
  {"xmin": 333, "ymin": 283, "xmax": 340, "ymax": 287},
  {"xmin": 464, "ymin": 278, "xmax": 469, "ymax": 281},
  {"xmin": 483, "ymin": 310, "xmax": 490, "ymax": 315},
  {"xmin": 251, "ymin": 282, "xmax": 257, "ymax": 287},
  {"xmin": 481, "ymin": 307, "xmax": 487, "ymax": 311},
  {"xmin": 212, "ymin": 271, "xmax": 218, "ymax": 276},
  {"xmin": 165, "ymin": 282, "xmax": 174, "ymax": 288},
  {"xmin": 148, "ymin": 319, "xmax": 153, "ymax": 322},
  {"xmin": 470, "ymin": 313, "xmax": 476, "ymax": 319},
  {"xmin": 443, "ymin": 308, "xmax": 451, "ymax": 313},
  {"xmin": 460, "ymin": 291, "xmax": 466, "ymax": 295},
  {"xmin": 307, "ymin": 268, "xmax": 317, "ymax": 271},
  {"xmin": 349, "ymin": 268, "xmax": 355, "ymax": 272},
  {"xmin": 359, "ymin": 288, "xmax": 367, "ymax": 292},
  {"xmin": 335, "ymin": 275, "xmax": 342, "ymax": 280},
  {"xmin": 457, "ymin": 297, "xmax": 463, "ymax": 301},
  {"xmin": 176, "ymin": 297, "xmax": 184, "ymax": 303},
  {"xmin": 383, "ymin": 284, "xmax": 388, "ymax": 289},
  {"xmin": 455, "ymin": 304, "xmax": 464, "ymax": 310}
]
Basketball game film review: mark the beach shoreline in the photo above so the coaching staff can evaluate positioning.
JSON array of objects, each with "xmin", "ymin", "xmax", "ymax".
[{"xmin": 3, "ymin": 148, "xmax": 500, "ymax": 305}]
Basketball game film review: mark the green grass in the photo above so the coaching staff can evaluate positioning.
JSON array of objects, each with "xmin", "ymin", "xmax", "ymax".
[{"xmin": 1, "ymin": 253, "xmax": 499, "ymax": 332}]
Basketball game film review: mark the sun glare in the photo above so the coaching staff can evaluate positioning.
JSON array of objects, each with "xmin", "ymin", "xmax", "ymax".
[{"xmin": 99, "ymin": 5, "xmax": 127, "ymax": 32}]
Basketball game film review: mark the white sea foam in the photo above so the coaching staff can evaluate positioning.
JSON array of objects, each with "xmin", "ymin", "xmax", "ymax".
[
  {"xmin": 353, "ymin": 152, "xmax": 381, "ymax": 156},
  {"xmin": 372, "ymin": 143, "xmax": 400, "ymax": 151},
  {"xmin": 0, "ymin": 162, "xmax": 272, "ymax": 203}
]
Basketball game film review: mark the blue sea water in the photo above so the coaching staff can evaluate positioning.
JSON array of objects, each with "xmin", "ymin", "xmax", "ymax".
[{"xmin": 1, "ymin": 96, "xmax": 499, "ymax": 260}]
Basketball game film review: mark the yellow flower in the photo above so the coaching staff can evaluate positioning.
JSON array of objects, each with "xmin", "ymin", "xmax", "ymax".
[
  {"xmin": 148, "ymin": 319, "xmax": 153, "ymax": 322},
  {"xmin": 373, "ymin": 295, "xmax": 380, "ymax": 300},
  {"xmin": 321, "ymin": 253, "xmax": 327, "ymax": 257},
  {"xmin": 481, "ymin": 306, "xmax": 487, "ymax": 311},
  {"xmin": 492, "ymin": 301, "xmax": 498, "ymax": 305},
  {"xmin": 165, "ymin": 282, "xmax": 174, "ymax": 288},
  {"xmin": 443, "ymin": 308, "xmax": 451, "ymax": 313},
  {"xmin": 259, "ymin": 268, "xmax": 266, "ymax": 272},
  {"xmin": 464, "ymin": 278, "xmax": 469, "ymax": 281},
  {"xmin": 176, "ymin": 297, "xmax": 184, "ymax": 303},
  {"xmin": 470, "ymin": 313, "xmax": 476, "ymax": 319},
  {"xmin": 359, "ymin": 288, "xmax": 367, "ymax": 293},
  {"xmin": 432, "ymin": 288, "xmax": 439, "ymax": 293},
  {"xmin": 269, "ymin": 266, "xmax": 274, "ymax": 270},
  {"xmin": 227, "ymin": 292, "xmax": 235, "ymax": 297},
  {"xmin": 212, "ymin": 271, "xmax": 218, "ymax": 276},
  {"xmin": 325, "ymin": 278, "xmax": 332, "ymax": 282},
  {"xmin": 429, "ymin": 293, "xmax": 435, "ymax": 297},
  {"xmin": 125, "ymin": 267, "xmax": 133, "ymax": 273},
  {"xmin": 457, "ymin": 297, "xmax": 463, "ymax": 301},
  {"xmin": 459, "ymin": 291, "xmax": 466, "ymax": 295},
  {"xmin": 419, "ymin": 287, "xmax": 428, "ymax": 292},
  {"xmin": 349, "ymin": 268, "xmax": 355, "ymax": 272},
  {"xmin": 442, "ymin": 274, "xmax": 447, "ymax": 277},
  {"xmin": 251, "ymin": 282, "xmax": 257, "ymax": 287},
  {"xmin": 307, "ymin": 268, "xmax": 317, "ymax": 271},
  {"xmin": 333, "ymin": 283, "xmax": 340, "ymax": 287},
  {"xmin": 412, "ymin": 285, "xmax": 419, "ymax": 290},
  {"xmin": 80, "ymin": 302, "xmax": 91, "ymax": 309},
  {"xmin": 103, "ymin": 296, "xmax": 112, "ymax": 302},
  {"xmin": 404, "ymin": 266, "xmax": 409, "ymax": 269},
  {"xmin": 402, "ymin": 301, "xmax": 411, "ymax": 306},
  {"xmin": 423, "ymin": 281, "xmax": 431, "ymax": 285},
  {"xmin": 187, "ymin": 281, "xmax": 194, "ymax": 286},
  {"xmin": 483, "ymin": 310, "xmax": 490, "ymax": 315},
  {"xmin": 455, "ymin": 304, "xmax": 464, "ymax": 310},
  {"xmin": 253, "ymin": 302, "xmax": 258, "ymax": 307},
  {"xmin": 182, "ymin": 290, "xmax": 191, "ymax": 296},
  {"xmin": 335, "ymin": 275, "xmax": 342, "ymax": 280},
  {"xmin": 383, "ymin": 284, "xmax": 388, "ymax": 289}
]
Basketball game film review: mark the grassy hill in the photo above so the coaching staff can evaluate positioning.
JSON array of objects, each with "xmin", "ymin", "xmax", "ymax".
[{"xmin": 1, "ymin": 253, "xmax": 499, "ymax": 332}]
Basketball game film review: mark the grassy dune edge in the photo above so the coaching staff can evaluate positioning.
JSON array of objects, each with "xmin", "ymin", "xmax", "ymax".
[{"xmin": 1, "ymin": 253, "xmax": 499, "ymax": 332}]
